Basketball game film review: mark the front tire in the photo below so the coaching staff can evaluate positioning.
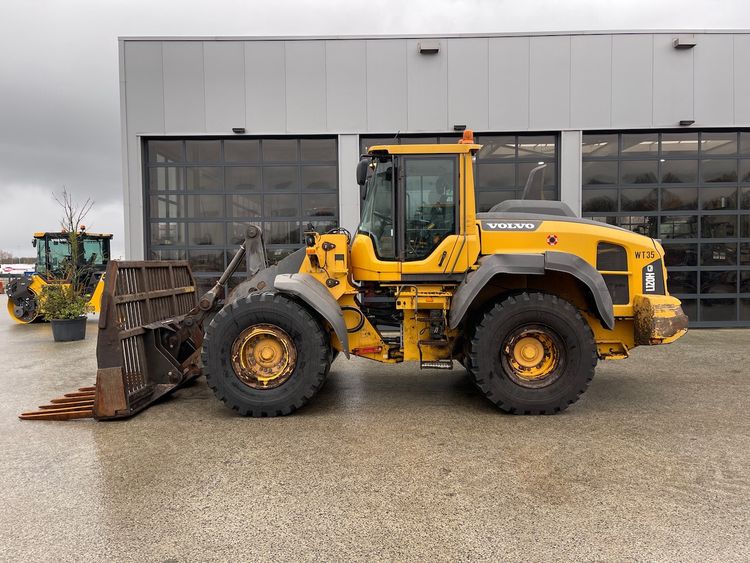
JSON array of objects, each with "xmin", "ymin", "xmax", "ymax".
[
  {"xmin": 203, "ymin": 293, "xmax": 330, "ymax": 417},
  {"xmin": 468, "ymin": 292, "xmax": 597, "ymax": 414}
]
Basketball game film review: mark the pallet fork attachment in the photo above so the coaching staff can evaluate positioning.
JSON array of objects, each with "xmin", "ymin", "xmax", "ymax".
[{"xmin": 20, "ymin": 226, "xmax": 266, "ymax": 421}]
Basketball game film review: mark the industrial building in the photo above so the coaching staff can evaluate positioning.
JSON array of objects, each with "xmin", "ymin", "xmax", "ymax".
[{"xmin": 119, "ymin": 31, "xmax": 750, "ymax": 326}]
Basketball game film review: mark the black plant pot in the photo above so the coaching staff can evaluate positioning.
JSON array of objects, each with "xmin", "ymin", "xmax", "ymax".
[{"xmin": 50, "ymin": 317, "xmax": 87, "ymax": 342}]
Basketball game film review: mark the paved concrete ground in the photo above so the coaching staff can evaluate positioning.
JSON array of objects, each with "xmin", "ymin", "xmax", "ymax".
[{"xmin": 1, "ymin": 294, "xmax": 748, "ymax": 562}]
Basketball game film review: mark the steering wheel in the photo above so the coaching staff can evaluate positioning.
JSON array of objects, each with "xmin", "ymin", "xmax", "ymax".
[
  {"xmin": 371, "ymin": 210, "xmax": 393, "ymax": 240},
  {"xmin": 372, "ymin": 210, "xmax": 392, "ymax": 223}
]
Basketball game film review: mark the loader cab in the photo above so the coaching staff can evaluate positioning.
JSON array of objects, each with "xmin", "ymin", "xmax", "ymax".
[
  {"xmin": 34, "ymin": 232, "xmax": 112, "ymax": 283},
  {"xmin": 352, "ymin": 131, "xmax": 482, "ymax": 281},
  {"xmin": 358, "ymin": 155, "xmax": 458, "ymax": 260}
]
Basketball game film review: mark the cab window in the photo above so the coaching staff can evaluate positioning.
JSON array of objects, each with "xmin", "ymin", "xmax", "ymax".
[
  {"xmin": 36, "ymin": 239, "xmax": 47, "ymax": 276},
  {"xmin": 48, "ymin": 238, "xmax": 72, "ymax": 277},
  {"xmin": 402, "ymin": 156, "xmax": 457, "ymax": 261},
  {"xmin": 82, "ymin": 238, "xmax": 107, "ymax": 266},
  {"xmin": 358, "ymin": 159, "xmax": 395, "ymax": 259}
]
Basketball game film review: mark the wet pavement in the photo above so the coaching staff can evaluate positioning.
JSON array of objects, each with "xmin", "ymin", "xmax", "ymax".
[{"xmin": 1, "ymin": 294, "xmax": 749, "ymax": 561}]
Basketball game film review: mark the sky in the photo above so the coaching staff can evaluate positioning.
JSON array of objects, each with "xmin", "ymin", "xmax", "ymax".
[{"xmin": 0, "ymin": 0, "xmax": 748, "ymax": 259}]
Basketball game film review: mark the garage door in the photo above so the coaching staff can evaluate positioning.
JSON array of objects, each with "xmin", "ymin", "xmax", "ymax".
[
  {"xmin": 145, "ymin": 137, "xmax": 339, "ymax": 286},
  {"xmin": 582, "ymin": 131, "xmax": 750, "ymax": 327}
]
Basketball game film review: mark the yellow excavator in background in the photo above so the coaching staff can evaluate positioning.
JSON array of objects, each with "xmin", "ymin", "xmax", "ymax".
[
  {"xmin": 21, "ymin": 131, "xmax": 687, "ymax": 420},
  {"xmin": 6, "ymin": 230, "xmax": 112, "ymax": 323}
]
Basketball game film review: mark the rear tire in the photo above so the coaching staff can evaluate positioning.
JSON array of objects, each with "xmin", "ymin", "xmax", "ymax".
[
  {"xmin": 468, "ymin": 292, "xmax": 597, "ymax": 414},
  {"xmin": 203, "ymin": 293, "xmax": 330, "ymax": 417}
]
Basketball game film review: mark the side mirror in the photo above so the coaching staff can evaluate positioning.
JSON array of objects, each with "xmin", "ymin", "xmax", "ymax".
[
  {"xmin": 32, "ymin": 239, "xmax": 37, "ymax": 248},
  {"xmin": 356, "ymin": 158, "xmax": 369, "ymax": 186},
  {"xmin": 356, "ymin": 158, "xmax": 370, "ymax": 200}
]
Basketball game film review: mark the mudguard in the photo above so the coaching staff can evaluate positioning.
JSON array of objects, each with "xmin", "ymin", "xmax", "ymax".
[
  {"xmin": 227, "ymin": 248, "xmax": 306, "ymax": 305},
  {"xmin": 448, "ymin": 252, "xmax": 615, "ymax": 330},
  {"xmin": 544, "ymin": 251, "xmax": 614, "ymax": 329},
  {"xmin": 274, "ymin": 273, "xmax": 350, "ymax": 357}
]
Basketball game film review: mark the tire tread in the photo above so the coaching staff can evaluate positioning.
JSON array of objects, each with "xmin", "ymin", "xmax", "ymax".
[
  {"xmin": 201, "ymin": 293, "xmax": 330, "ymax": 417},
  {"xmin": 467, "ymin": 291, "xmax": 597, "ymax": 415}
]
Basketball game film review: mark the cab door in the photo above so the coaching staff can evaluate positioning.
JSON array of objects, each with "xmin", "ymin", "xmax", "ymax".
[
  {"xmin": 350, "ymin": 157, "xmax": 401, "ymax": 281},
  {"xmin": 398, "ymin": 154, "xmax": 463, "ymax": 277}
]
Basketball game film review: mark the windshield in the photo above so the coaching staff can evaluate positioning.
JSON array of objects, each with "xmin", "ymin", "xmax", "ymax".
[
  {"xmin": 47, "ymin": 237, "xmax": 72, "ymax": 278},
  {"xmin": 358, "ymin": 158, "xmax": 395, "ymax": 259}
]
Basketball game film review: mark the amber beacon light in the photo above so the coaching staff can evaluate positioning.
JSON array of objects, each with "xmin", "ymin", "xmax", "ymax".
[{"xmin": 458, "ymin": 129, "xmax": 474, "ymax": 144}]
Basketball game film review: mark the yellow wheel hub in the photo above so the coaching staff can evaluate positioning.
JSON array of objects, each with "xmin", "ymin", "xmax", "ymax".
[
  {"xmin": 513, "ymin": 337, "xmax": 545, "ymax": 367},
  {"xmin": 505, "ymin": 330, "xmax": 559, "ymax": 381},
  {"xmin": 231, "ymin": 324, "xmax": 297, "ymax": 389}
]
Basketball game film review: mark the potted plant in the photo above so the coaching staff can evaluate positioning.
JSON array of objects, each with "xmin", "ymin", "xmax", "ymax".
[
  {"xmin": 40, "ymin": 188, "xmax": 96, "ymax": 342},
  {"xmin": 40, "ymin": 284, "xmax": 93, "ymax": 341}
]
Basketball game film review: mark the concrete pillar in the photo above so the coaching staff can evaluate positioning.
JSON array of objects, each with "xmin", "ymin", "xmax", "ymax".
[
  {"xmin": 560, "ymin": 130, "xmax": 583, "ymax": 217},
  {"xmin": 337, "ymin": 134, "xmax": 361, "ymax": 234},
  {"xmin": 125, "ymin": 137, "xmax": 145, "ymax": 260}
]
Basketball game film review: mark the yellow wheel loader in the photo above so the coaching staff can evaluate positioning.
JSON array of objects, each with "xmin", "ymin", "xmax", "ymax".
[
  {"xmin": 21, "ymin": 131, "xmax": 686, "ymax": 420},
  {"xmin": 6, "ymin": 231, "xmax": 112, "ymax": 323}
]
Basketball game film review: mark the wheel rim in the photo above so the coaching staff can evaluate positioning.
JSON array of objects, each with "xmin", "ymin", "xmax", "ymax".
[
  {"xmin": 231, "ymin": 324, "xmax": 297, "ymax": 389},
  {"xmin": 501, "ymin": 325, "xmax": 564, "ymax": 388}
]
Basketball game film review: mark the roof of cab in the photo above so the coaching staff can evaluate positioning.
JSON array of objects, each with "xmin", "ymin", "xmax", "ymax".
[
  {"xmin": 366, "ymin": 143, "xmax": 481, "ymax": 155},
  {"xmin": 34, "ymin": 232, "xmax": 114, "ymax": 238}
]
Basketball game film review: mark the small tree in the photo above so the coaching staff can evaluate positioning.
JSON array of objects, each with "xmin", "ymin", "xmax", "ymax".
[
  {"xmin": 39, "ymin": 188, "xmax": 96, "ymax": 320},
  {"xmin": 52, "ymin": 187, "xmax": 94, "ymax": 295},
  {"xmin": 0, "ymin": 249, "xmax": 13, "ymax": 261}
]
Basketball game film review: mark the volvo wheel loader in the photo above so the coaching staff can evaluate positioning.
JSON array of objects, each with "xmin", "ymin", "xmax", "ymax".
[
  {"xmin": 6, "ymin": 230, "xmax": 112, "ymax": 323},
  {"xmin": 21, "ymin": 131, "xmax": 687, "ymax": 420}
]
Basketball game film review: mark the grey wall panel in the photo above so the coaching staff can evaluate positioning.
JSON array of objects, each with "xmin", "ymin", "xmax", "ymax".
[
  {"xmin": 326, "ymin": 40, "xmax": 367, "ymax": 132},
  {"xmin": 694, "ymin": 34, "xmax": 734, "ymax": 126},
  {"xmin": 119, "ymin": 41, "xmax": 134, "ymax": 258},
  {"xmin": 611, "ymin": 35, "xmax": 653, "ymax": 127},
  {"xmin": 570, "ymin": 35, "xmax": 612, "ymax": 129},
  {"xmin": 734, "ymin": 34, "xmax": 750, "ymax": 124},
  {"xmin": 125, "ymin": 140, "xmax": 145, "ymax": 259},
  {"xmin": 123, "ymin": 32, "xmax": 750, "ymax": 139},
  {"xmin": 488, "ymin": 37, "xmax": 530, "ymax": 131},
  {"xmin": 366, "ymin": 40, "xmax": 407, "ymax": 131},
  {"xmin": 245, "ymin": 41, "xmax": 286, "ymax": 132},
  {"xmin": 447, "ymin": 38, "xmax": 489, "ymax": 130},
  {"xmin": 204, "ymin": 41, "xmax": 245, "ymax": 132},
  {"xmin": 529, "ymin": 36, "xmax": 570, "ymax": 130},
  {"xmin": 338, "ymin": 135, "xmax": 360, "ymax": 233},
  {"xmin": 123, "ymin": 41, "xmax": 164, "ymax": 259},
  {"xmin": 653, "ymin": 34, "xmax": 693, "ymax": 126},
  {"xmin": 560, "ymin": 130, "xmax": 582, "ymax": 216},
  {"xmin": 123, "ymin": 41, "xmax": 165, "ymax": 134},
  {"xmin": 285, "ymin": 41, "xmax": 326, "ymax": 132},
  {"xmin": 162, "ymin": 41, "xmax": 205, "ymax": 132},
  {"xmin": 406, "ymin": 39, "xmax": 448, "ymax": 131}
]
